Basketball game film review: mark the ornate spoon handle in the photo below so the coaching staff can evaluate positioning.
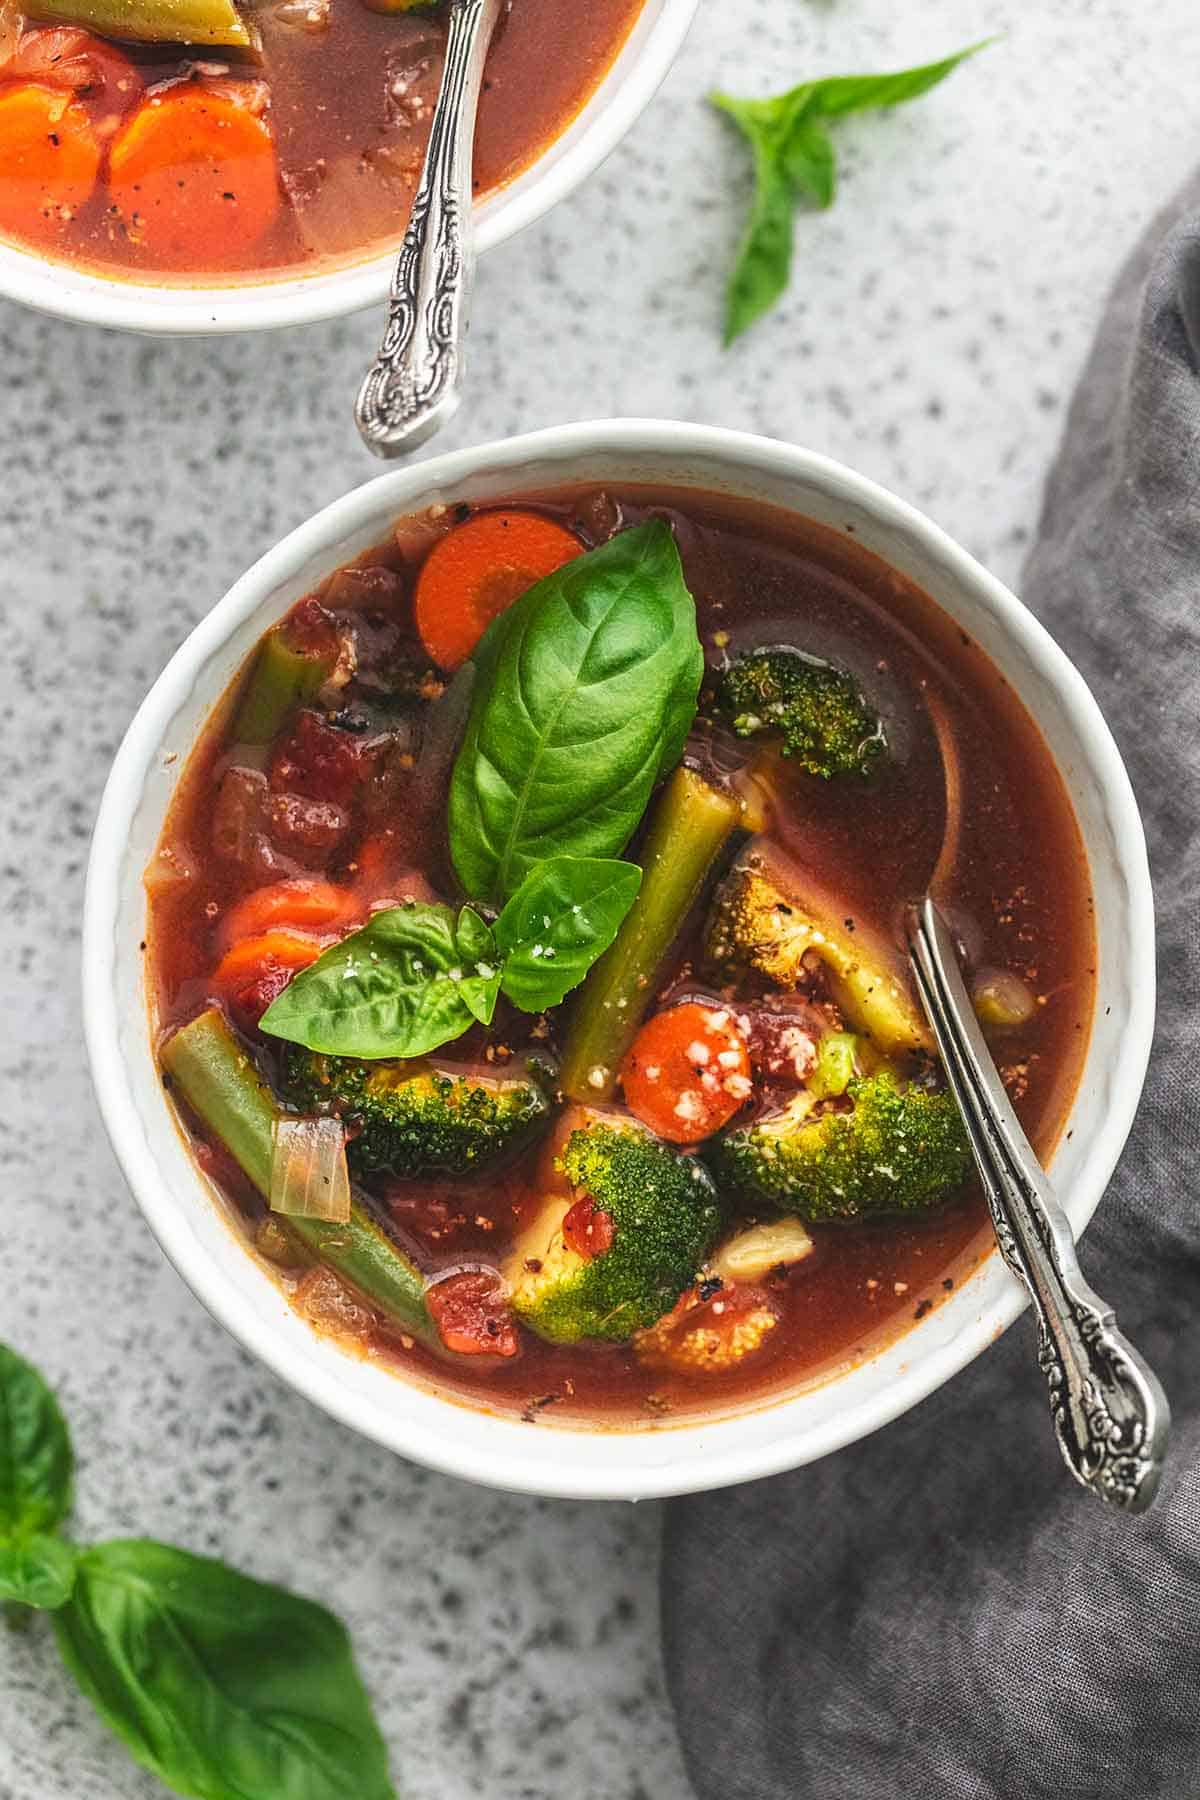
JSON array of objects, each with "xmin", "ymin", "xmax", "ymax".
[
  {"xmin": 355, "ymin": 0, "xmax": 504, "ymax": 458},
  {"xmin": 907, "ymin": 897, "xmax": 1169, "ymax": 1513}
]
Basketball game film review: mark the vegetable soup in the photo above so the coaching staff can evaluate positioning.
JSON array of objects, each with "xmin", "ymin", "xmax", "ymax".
[
  {"xmin": 146, "ymin": 487, "xmax": 1095, "ymax": 1426},
  {"xmin": 0, "ymin": 0, "xmax": 642, "ymax": 280}
]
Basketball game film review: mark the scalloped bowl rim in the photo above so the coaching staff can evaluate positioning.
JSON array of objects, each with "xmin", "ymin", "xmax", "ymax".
[
  {"xmin": 0, "ymin": 0, "xmax": 697, "ymax": 335},
  {"xmin": 82, "ymin": 420, "xmax": 1155, "ymax": 1498}
]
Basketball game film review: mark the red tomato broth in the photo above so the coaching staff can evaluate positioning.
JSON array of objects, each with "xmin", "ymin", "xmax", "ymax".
[
  {"xmin": 146, "ymin": 483, "xmax": 1096, "ymax": 1428},
  {"xmin": 0, "ymin": 0, "xmax": 644, "ymax": 281}
]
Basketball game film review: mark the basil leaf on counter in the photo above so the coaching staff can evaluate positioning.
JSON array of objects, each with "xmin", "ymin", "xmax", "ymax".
[
  {"xmin": 0, "ymin": 1532, "xmax": 78, "ymax": 1611},
  {"xmin": 448, "ymin": 522, "xmax": 704, "ymax": 902},
  {"xmin": 713, "ymin": 40, "xmax": 991, "ymax": 344},
  {"xmin": 0, "ymin": 1341, "xmax": 73, "ymax": 1539},
  {"xmin": 495, "ymin": 857, "xmax": 642, "ymax": 1013},
  {"xmin": 54, "ymin": 1540, "xmax": 396, "ymax": 1800},
  {"xmin": 260, "ymin": 901, "xmax": 500, "ymax": 1059}
]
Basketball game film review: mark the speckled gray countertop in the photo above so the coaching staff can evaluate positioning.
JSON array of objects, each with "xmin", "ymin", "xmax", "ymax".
[{"xmin": 2, "ymin": 2, "xmax": 1197, "ymax": 1795}]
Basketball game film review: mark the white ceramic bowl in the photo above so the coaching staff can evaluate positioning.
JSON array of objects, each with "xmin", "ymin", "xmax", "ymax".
[
  {"xmin": 0, "ymin": 0, "xmax": 695, "ymax": 334},
  {"xmin": 82, "ymin": 421, "xmax": 1155, "ymax": 1498}
]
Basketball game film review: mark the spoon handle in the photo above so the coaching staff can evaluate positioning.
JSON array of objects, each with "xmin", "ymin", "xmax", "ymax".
[
  {"xmin": 907, "ymin": 897, "xmax": 1169, "ymax": 1513},
  {"xmin": 355, "ymin": 0, "xmax": 503, "ymax": 458}
]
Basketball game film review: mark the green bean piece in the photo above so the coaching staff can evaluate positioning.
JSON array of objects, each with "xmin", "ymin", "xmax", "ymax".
[
  {"xmin": 161, "ymin": 1009, "xmax": 433, "ymax": 1339},
  {"xmin": 230, "ymin": 628, "xmax": 336, "ymax": 748},
  {"xmin": 560, "ymin": 769, "xmax": 743, "ymax": 1102},
  {"xmin": 27, "ymin": 0, "xmax": 253, "ymax": 45}
]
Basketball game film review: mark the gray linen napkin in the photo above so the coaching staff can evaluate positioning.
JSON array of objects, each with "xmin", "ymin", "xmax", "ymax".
[{"xmin": 662, "ymin": 176, "xmax": 1200, "ymax": 1800}]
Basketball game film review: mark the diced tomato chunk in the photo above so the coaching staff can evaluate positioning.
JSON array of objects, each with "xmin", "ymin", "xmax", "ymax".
[
  {"xmin": 271, "ymin": 708, "xmax": 380, "ymax": 811},
  {"xmin": 562, "ymin": 1195, "xmax": 615, "ymax": 1261},
  {"xmin": 212, "ymin": 767, "xmax": 297, "ymax": 881},
  {"xmin": 265, "ymin": 788, "xmax": 350, "ymax": 858},
  {"xmin": 426, "ymin": 1271, "xmax": 519, "ymax": 1358},
  {"xmin": 226, "ymin": 964, "xmax": 301, "ymax": 1030},
  {"xmin": 218, "ymin": 877, "xmax": 353, "ymax": 951},
  {"xmin": 746, "ymin": 1008, "xmax": 821, "ymax": 1084},
  {"xmin": 282, "ymin": 597, "xmax": 342, "ymax": 661}
]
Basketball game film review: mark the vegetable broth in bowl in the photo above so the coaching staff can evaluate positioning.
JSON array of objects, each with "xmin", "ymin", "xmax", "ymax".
[
  {"xmin": 0, "ymin": 0, "xmax": 643, "ymax": 282},
  {"xmin": 84, "ymin": 422, "xmax": 1149, "ymax": 1496},
  {"xmin": 143, "ymin": 480, "xmax": 1095, "ymax": 1425}
]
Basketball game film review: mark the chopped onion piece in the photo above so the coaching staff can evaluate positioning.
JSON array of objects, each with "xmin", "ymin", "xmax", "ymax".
[
  {"xmin": 270, "ymin": 1115, "xmax": 351, "ymax": 1223},
  {"xmin": 972, "ymin": 968, "xmax": 1036, "ymax": 1031},
  {"xmin": 273, "ymin": 0, "xmax": 331, "ymax": 30},
  {"xmin": 143, "ymin": 840, "xmax": 198, "ymax": 897},
  {"xmin": 710, "ymin": 1217, "xmax": 814, "ymax": 1284},
  {"xmin": 0, "ymin": 3, "xmax": 22, "ymax": 64}
]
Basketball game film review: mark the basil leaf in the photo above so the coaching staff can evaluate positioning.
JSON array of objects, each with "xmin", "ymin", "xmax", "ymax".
[
  {"xmin": 495, "ymin": 857, "xmax": 642, "ymax": 1013},
  {"xmin": 711, "ymin": 86, "xmax": 821, "ymax": 345},
  {"xmin": 54, "ymin": 1540, "xmax": 395, "ymax": 1800},
  {"xmin": 260, "ymin": 902, "xmax": 500, "ymax": 1059},
  {"xmin": 784, "ymin": 118, "xmax": 836, "ymax": 208},
  {"xmin": 801, "ymin": 44, "xmax": 992, "ymax": 120},
  {"xmin": 448, "ymin": 522, "xmax": 704, "ymax": 902},
  {"xmin": 0, "ymin": 1341, "xmax": 73, "ymax": 1538},
  {"xmin": 0, "ymin": 1532, "xmax": 77, "ymax": 1610},
  {"xmin": 712, "ymin": 40, "xmax": 990, "ymax": 344},
  {"xmin": 454, "ymin": 904, "xmax": 504, "ymax": 1025}
]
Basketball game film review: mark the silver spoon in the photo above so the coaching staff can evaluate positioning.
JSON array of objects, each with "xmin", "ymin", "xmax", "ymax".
[
  {"xmin": 906, "ymin": 894, "xmax": 1169, "ymax": 1512},
  {"xmin": 356, "ymin": 0, "xmax": 505, "ymax": 458}
]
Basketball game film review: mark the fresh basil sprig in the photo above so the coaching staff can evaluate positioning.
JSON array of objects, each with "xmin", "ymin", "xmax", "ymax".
[
  {"xmin": 260, "ymin": 856, "xmax": 641, "ymax": 1059},
  {"xmin": 449, "ymin": 520, "xmax": 704, "ymax": 902},
  {"xmin": 1, "ymin": 1340, "xmax": 398, "ymax": 1800},
  {"xmin": 493, "ymin": 855, "xmax": 642, "ymax": 1013},
  {"xmin": 56, "ymin": 1542, "xmax": 395, "ymax": 1800},
  {"xmin": 261, "ymin": 900, "xmax": 502, "ymax": 1059},
  {"xmin": 262, "ymin": 522, "xmax": 699, "ymax": 1061},
  {"xmin": 712, "ymin": 40, "xmax": 991, "ymax": 344},
  {"xmin": 0, "ymin": 1341, "xmax": 77, "ymax": 1609}
]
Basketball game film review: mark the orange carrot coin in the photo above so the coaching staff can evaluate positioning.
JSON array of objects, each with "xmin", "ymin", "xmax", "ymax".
[
  {"xmin": 0, "ymin": 83, "xmax": 101, "ymax": 238},
  {"xmin": 620, "ymin": 1002, "xmax": 753, "ymax": 1145},
  {"xmin": 414, "ymin": 510, "xmax": 583, "ymax": 670},
  {"xmin": 218, "ymin": 879, "xmax": 352, "ymax": 952},
  {"xmin": 212, "ymin": 928, "xmax": 324, "ymax": 991},
  {"xmin": 107, "ymin": 84, "xmax": 278, "ymax": 270}
]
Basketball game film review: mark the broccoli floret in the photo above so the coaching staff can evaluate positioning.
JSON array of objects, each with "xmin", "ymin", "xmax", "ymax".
[
  {"xmin": 634, "ymin": 1284, "xmax": 780, "ymax": 1374},
  {"xmin": 505, "ymin": 1121, "xmax": 723, "ymax": 1344},
  {"xmin": 719, "ymin": 648, "xmax": 884, "ymax": 779},
  {"xmin": 281, "ymin": 1049, "xmax": 550, "ymax": 1179},
  {"xmin": 710, "ymin": 1070, "xmax": 971, "ymax": 1223},
  {"xmin": 705, "ymin": 859, "xmax": 931, "ymax": 1057}
]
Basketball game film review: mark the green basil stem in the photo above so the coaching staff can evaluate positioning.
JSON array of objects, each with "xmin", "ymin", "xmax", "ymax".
[
  {"xmin": 28, "ymin": 0, "xmax": 253, "ymax": 44},
  {"xmin": 161, "ymin": 1010, "xmax": 433, "ymax": 1339},
  {"xmin": 230, "ymin": 626, "xmax": 337, "ymax": 748},
  {"xmin": 560, "ymin": 768, "xmax": 743, "ymax": 1102}
]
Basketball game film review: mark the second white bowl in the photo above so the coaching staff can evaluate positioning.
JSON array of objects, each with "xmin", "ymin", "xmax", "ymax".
[{"xmin": 0, "ymin": 0, "xmax": 696, "ymax": 334}]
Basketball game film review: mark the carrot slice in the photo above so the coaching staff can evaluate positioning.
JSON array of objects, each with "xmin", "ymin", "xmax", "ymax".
[
  {"xmin": 0, "ymin": 83, "xmax": 101, "ymax": 237},
  {"xmin": 218, "ymin": 879, "xmax": 353, "ymax": 952},
  {"xmin": 620, "ymin": 1002, "xmax": 753, "ymax": 1145},
  {"xmin": 107, "ymin": 84, "xmax": 277, "ymax": 271},
  {"xmin": 212, "ymin": 928, "xmax": 324, "ymax": 990},
  {"xmin": 413, "ymin": 510, "xmax": 583, "ymax": 670}
]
